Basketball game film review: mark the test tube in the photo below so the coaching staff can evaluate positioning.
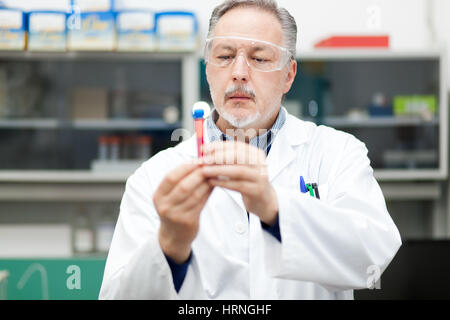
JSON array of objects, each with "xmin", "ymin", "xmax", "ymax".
[
  {"xmin": 136, "ymin": 135, "xmax": 153, "ymax": 160},
  {"xmin": 192, "ymin": 109, "xmax": 204, "ymax": 158},
  {"xmin": 98, "ymin": 136, "xmax": 109, "ymax": 160},
  {"xmin": 109, "ymin": 136, "xmax": 120, "ymax": 161}
]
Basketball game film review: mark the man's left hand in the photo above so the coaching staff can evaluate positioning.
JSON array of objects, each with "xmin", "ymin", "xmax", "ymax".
[{"xmin": 201, "ymin": 141, "xmax": 278, "ymax": 226}]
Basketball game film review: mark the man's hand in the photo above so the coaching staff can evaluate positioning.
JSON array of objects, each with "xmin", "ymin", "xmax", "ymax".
[
  {"xmin": 153, "ymin": 163, "xmax": 213, "ymax": 263},
  {"xmin": 201, "ymin": 141, "xmax": 279, "ymax": 225}
]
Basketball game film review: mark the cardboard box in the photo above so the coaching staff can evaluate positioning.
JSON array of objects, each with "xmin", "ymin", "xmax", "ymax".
[
  {"xmin": 393, "ymin": 95, "xmax": 437, "ymax": 117},
  {"xmin": 71, "ymin": 87, "xmax": 108, "ymax": 119}
]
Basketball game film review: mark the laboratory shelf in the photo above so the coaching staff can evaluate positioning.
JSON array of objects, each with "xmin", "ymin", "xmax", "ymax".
[
  {"xmin": 0, "ymin": 50, "xmax": 196, "ymax": 61},
  {"xmin": 0, "ymin": 168, "xmax": 443, "ymax": 184},
  {"xmin": 0, "ymin": 170, "xmax": 130, "ymax": 183},
  {"xmin": 72, "ymin": 119, "xmax": 182, "ymax": 130},
  {"xmin": 0, "ymin": 119, "xmax": 182, "ymax": 131},
  {"xmin": 0, "ymin": 119, "xmax": 59, "ymax": 129},
  {"xmin": 297, "ymin": 49, "xmax": 442, "ymax": 61},
  {"xmin": 0, "ymin": 176, "xmax": 441, "ymax": 201},
  {"xmin": 316, "ymin": 116, "xmax": 439, "ymax": 128}
]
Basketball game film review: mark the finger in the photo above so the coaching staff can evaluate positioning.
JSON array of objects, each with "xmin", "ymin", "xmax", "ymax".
[
  {"xmin": 203, "ymin": 140, "xmax": 246, "ymax": 155},
  {"xmin": 202, "ymin": 165, "xmax": 263, "ymax": 181},
  {"xmin": 186, "ymin": 184, "xmax": 215, "ymax": 214},
  {"xmin": 170, "ymin": 182, "xmax": 214, "ymax": 216},
  {"xmin": 208, "ymin": 178, "xmax": 255, "ymax": 194},
  {"xmin": 172, "ymin": 179, "xmax": 213, "ymax": 209},
  {"xmin": 157, "ymin": 163, "xmax": 199, "ymax": 196},
  {"xmin": 168, "ymin": 168, "xmax": 208, "ymax": 204},
  {"xmin": 202, "ymin": 145, "xmax": 265, "ymax": 166}
]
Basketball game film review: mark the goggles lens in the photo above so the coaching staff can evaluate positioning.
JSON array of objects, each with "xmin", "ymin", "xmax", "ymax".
[{"xmin": 204, "ymin": 36, "xmax": 291, "ymax": 72}]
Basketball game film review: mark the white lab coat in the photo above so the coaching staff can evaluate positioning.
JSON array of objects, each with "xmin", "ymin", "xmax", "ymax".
[{"xmin": 99, "ymin": 110, "xmax": 402, "ymax": 300}]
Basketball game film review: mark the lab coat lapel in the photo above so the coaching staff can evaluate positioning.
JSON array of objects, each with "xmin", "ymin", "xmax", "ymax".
[{"xmin": 266, "ymin": 114, "xmax": 308, "ymax": 182}]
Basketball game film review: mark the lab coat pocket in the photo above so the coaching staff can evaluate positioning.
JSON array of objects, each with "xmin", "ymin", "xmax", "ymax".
[{"xmin": 317, "ymin": 183, "xmax": 328, "ymax": 201}]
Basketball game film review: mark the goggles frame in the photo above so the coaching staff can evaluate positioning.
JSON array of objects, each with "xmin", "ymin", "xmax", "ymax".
[{"xmin": 204, "ymin": 36, "xmax": 293, "ymax": 72}]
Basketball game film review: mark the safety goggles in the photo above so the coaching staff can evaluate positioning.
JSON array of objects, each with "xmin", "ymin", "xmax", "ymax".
[{"xmin": 204, "ymin": 36, "xmax": 292, "ymax": 72}]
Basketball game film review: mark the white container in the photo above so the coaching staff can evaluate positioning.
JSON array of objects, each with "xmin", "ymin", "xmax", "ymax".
[
  {"xmin": 72, "ymin": 211, "xmax": 94, "ymax": 254},
  {"xmin": 117, "ymin": 11, "xmax": 155, "ymax": 52},
  {"xmin": 67, "ymin": 11, "xmax": 116, "ymax": 51},
  {"xmin": 95, "ymin": 211, "xmax": 116, "ymax": 253},
  {"xmin": 0, "ymin": 224, "xmax": 72, "ymax": 258},
  {"xmin": 28, "ymin": 11, "xmax": 67, "ymax": 51},
  {"xmin": 0, "ymin": 8, "xmax": 26, "ymax": 50},
  {"xmin": 155, "ymin": 11, "xmax": 198, "ymax": 52}
]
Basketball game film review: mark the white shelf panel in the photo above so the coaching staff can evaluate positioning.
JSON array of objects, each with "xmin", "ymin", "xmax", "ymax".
[
  {"xmin": 0, "ymin": 170, "xmax": 130, "ymax": 183},
  {"xmin": 72, "ymin": 119, "xmax": 181, "ymax": 130},
  {"xmin": 380, "ymin": 182, "xmax": 441, "ymax": 200},
  {"xmin": 0, "ymin": 174, "xmax": 441, "ymax": 202},
  {"xmin": 0, "ymin": 119, "xmax": 181, "ymax": 130},
  {"xmin": 318, "ymin": 116, "xmax": 438, "ymax": 128},
  {"xmin": 0, "ymin": 50, "xmax": 196, "ymax": 61},
  {"xmin": 0, "ymin": 119, "xmax": 59, "ymax": 129},
  {"xmin": 374, "ymin": 169, "xmax": 447, "ymax": 181},
  {"xmin": 297, "ymin": 49, "xmax": 441, "ymax": 61},
  {"xmin": 0, "ymin": 168, "xmax": 445, "ymax": 184}
]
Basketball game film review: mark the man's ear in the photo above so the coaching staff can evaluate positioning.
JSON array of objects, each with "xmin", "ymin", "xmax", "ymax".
[{"xmin": 283, "ymin": 59, "xmax": 297, "ymax": 94}]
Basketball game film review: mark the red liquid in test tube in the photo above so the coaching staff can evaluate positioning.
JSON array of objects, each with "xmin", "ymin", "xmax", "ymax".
[{"xmin": 193, "ymin": 109, "xmax": 204, "ymax": 158}]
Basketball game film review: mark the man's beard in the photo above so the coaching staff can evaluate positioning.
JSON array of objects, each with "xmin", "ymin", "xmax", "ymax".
[
  {"xmin": 220, "ymin": 103, "xmax": 261, "ymax": 128},
  {"xmin": 210, "ymin": 84, "xmax": 278, "ymax": 129}
]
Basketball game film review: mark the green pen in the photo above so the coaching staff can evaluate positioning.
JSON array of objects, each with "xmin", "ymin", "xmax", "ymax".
[{"xmin": 306, "ymin": 184, "xmax": 315, "ymax": 197}]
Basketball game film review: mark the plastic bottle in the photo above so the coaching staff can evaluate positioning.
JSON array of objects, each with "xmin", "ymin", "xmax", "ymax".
[
  {"xmin": 98, "ymin": 135, "xmax": 109, "ymax": 160},
  {"xmin": 72, "ymin": 208, "xmax": 94, "ymax": 255},
  {"xmin": 0, "ymin": 69, "xmax": 8, "ymax": 118},
  {"xmin": 109, "ymin": 136, "xmax": 121, "ymax": 161},
  {"xmin": 121, "ymin": 135, "xmax": 134, "ymax": 159},
  {"xmin": 136, "ymin": 135, "xmax": 152, "ymax": 160},
  {"xmin": 95, "ymin": 209, "xmax": 116, "ymax": 253},
  {"xmin": 111, "ymin": 68, "xmax": 127, "ymax": 119}
]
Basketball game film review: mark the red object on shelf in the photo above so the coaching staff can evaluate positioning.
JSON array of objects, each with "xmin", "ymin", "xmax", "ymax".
[{"xmin": 314, "ymin": 35, "xmax": 389, "ymax": 48}]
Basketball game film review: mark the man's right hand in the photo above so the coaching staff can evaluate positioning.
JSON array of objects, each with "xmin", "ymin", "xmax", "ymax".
[{"xmin": 153, "ymin": 163, "xmax": 213, "ymax": 264}]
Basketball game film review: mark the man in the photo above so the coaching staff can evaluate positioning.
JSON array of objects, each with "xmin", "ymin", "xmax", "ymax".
[{"xmin": 99, "ymin": 0, "xmax": 401, "ymax": 299}]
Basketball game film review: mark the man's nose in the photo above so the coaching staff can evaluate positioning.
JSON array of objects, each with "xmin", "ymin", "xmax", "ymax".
[{"xmin": 231, "ymin": 53, "xmax": 249, "ymax": 82}]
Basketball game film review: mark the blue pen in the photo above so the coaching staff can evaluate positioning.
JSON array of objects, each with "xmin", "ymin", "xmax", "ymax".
[{"xmin": 300, "ymin": 176, "xmax": 308, "ymax": 193}]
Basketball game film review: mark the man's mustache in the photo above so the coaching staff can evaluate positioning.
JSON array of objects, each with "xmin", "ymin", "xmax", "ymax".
[{"xmin": 224, "ymin": 85, "xmax": 256, "ymax": 101}]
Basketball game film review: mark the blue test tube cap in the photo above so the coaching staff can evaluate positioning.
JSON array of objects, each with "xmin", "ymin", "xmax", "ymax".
[{"xmin": 192, "ymin": 108, "xmax": 204, "ymax": 119}]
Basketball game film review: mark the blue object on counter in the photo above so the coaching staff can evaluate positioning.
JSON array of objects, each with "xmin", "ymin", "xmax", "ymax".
[{"xmin": 368, "ymin": 105, "xmax": 393, "ymax": 117}]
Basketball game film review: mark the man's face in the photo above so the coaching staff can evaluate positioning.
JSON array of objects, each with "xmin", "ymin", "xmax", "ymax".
[{"xmin": 205, "ymin": 7, "xmax": 297, "ymax": 129}]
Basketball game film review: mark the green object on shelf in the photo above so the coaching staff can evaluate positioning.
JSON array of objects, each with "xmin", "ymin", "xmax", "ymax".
[
  {"xmin": 0, "ymin": 257, "xmax": 106, "ymax": 300},
  {"xmin": 393, "ymin": 95, "xmax": 437, "ymax": 116}
]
